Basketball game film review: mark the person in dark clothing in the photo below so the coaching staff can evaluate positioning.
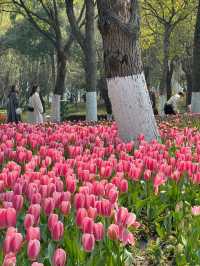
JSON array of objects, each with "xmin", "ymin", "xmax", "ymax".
[
  {"xmin": 7, "ymin": 85, "xmax": 21, "ymax": 123},
  {"xmin": 147, "ymin": 85, "xmax": 158, "ymax": 115}
]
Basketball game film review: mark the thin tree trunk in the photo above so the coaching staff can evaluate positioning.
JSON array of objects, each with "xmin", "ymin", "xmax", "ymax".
[
  {"xmin": 85, "ymin": 0, "xmax": 97, "ymax": 121},
  {"xmin": 51, "ymin": 49, "xmax": 67, "ymax": 122},
  {"xmin": 166, "ymin": 60, "xmax": 174, "ymax": 100},
  {"xmin": 97, "ymin": 0, "xmax": 159, "ymax": 142},
  {"xmin": 192, "ymin": 0, "xmax": 200, "ymax": 112}
]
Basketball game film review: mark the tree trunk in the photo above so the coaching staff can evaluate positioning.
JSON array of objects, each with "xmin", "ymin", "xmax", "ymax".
[
  {"xmin": 97, "ymin": 0, "xmax": 159, "ymax": 142},
  {"xmin": 85, "ymin": 0, "xmax": 97, "ymax": 121},
  {"xmin": 159, "ymin": 26, "xmax": 171, "ymax": 114},
  {"xmin": 192, "ymin": 0, "xmax": 200, "ymax": 112},
  {"xmin": 51, "ymin": 49, "xmax": 67, "ymax": 122},
  {"xmin": 166, "ymin": 60, "xmax": 174, "ymax": 100}
]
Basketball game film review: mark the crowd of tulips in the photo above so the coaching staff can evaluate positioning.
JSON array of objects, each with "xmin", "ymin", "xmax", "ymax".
[{"xmin": 1, "ymin": 117, "xmax": 200, "ymax": 265}]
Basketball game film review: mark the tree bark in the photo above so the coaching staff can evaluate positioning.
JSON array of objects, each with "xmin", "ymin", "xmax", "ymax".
[
  {"xmin": 51, "ymin": 49, "xmax": 67, "ymax": 122},
  {"xmin": 97, "ymin": 0, "xmax": 159, "ymax": 142},
  {"xmin": 166, "ymin": 59, "xmax": 174, "ymax": 100},
  {"xmin": 182, "ymin": 56, "xmax": 192, "ymax": 106},
  {"xmin": 192, "ymin": 0, "xmax": 200, "ymax": 112},
  {"xmin": 85, "ymin": 0, "xmax": 97, "ymax": 121},
  {"xmin": 160, "ymin": 25, "xmax": 171, "ymax": 96}
]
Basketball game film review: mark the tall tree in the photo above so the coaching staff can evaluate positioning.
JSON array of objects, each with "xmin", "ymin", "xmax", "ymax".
[
  {"xmin": 97, "ymin": 0, "xmax": 159, "ymax": 142},
  {"xmin": 143, "ymin": 0, "xmax": 195, "ymax": 102},
  {"xmin": 65, "ymin": 0, "xmax": 97, "ymax": 121},
  {"xmin": 3, "ymin": 0, "xmax": 83, "ymax": 121},
  {"xmin": 192, "ymin": 0, "xmax": 200, "ymax": 112}
]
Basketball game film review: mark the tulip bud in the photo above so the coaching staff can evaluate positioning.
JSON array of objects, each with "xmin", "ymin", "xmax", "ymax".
[
  {"xmin": 12, "ymin": 195, "xmax": 24, "ymax": 212},
  {"xmin": 6, "ymin": 208, "xmax": 16, "ymax": 227},
  {"xmin": 51, "ymin": 221, "xmax": 64, "ymax": 241},
  {"xmin": 52, "ymin": 248, "xmax": 67, "ymax": 266},
  {"xmin": 3, "ymin": 253, "xmax": 16, "ymax": 266},
  {"xmin": 82, "ymin": 233, "xmax": 95, "ymax": 252},
  {"xmin": 48, "ymin": 213, "xmax": 58, "ymax": 232},
  {"xmin": 107, "ymin": 224, "xmax": 119, "ymax": 240},
  {"xmin": 27, "ymin": 240, "xmax": 40, "ymax": 261},
  {"xmin": 93, "ymin": 223, "xmax": 104, "ymax": 241},
  {"xmin": 26, "ymin": 227, "xmax": 40, "ymax": 241},
  {"xmin": 60, "ymin": 201, "xmax": 71, "ymax": 216},
  {"xmin": 82, "ymin": 217, "xmax": 94, "ymax": 234},
  {"xmin": 43, "ymin": 198, "xmax": 55, "ymax": 216},
  {"xmin": 76, "ymin": 208, "xmax": 88, "ymax": 227},
  {"xmin": 24, "ymin": 214, "xmax": 35, "ymax": 230}
]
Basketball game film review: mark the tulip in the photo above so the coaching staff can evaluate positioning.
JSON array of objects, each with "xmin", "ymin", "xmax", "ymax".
[
  {"xmin": 76, "ymin": 208, "xmax": 88, "ymax": 227},
  {"xmin": 60, "ymin": 201, "xmax": 71, "ymax": 216},
  {"xmin": 74, "ymin": 193, "xmax": 85, "ymax": 209},
  {"xmin": 6, "ymin": 208, "xmax": 16, "ymax": 227},
  {"xmin": 82, "ymin": 233, "xmax": 95, "ymax": 252},
  {"xmin": 119, "ymin": 179, "xmax": 128, "ymax": 193},
  {"xmin": 27, "ymin": 240, "xmax": 40, "ymax": 261},
  {"xmin": 24, "ymin": 214, "xmax": 35, "ymax": 230},
  {"xmin": 26, "ymin": 227, "xmax": 40, "ymax": 241},
  {"xmin": 51, "ymin": 221, "xmax": 64, "ymax": 241},
  {"xmin": 28, "ymin": 204, "xmax": 41, "ymax": 225},
  {"xmin": 52, "ymin": 248, "xmax": 67, "ymax": 266},
  {"xmin": 93, "ymin": 222, "xmax": 104, "ymax": 241},
  {"xmin": 107, "ymin": 224, "xmax": 119, "ymax": 240},
  {"xmin": 65, "ymin": 177, "xmax": 76, "ymax": 193},
  {"xmin": 192, "ymin": 206, "xmax": 200, "ymax": 216},
  {"xmin": 48, "ymin": 213, "xmax": 59, "ymax": 232},
  {"xmin": 32, "ymin": 263, "xmax": 44, "ymax": 266},
  {"xmin": 87, "ymin": 207, "xmax": 97, "ymax": 219},
  {"xmin": 82, "ymin": 217, "xmax": 94, "ymax": 234},
  {"xmin": 3, "ymin": 253, "xmax": 16, "ymax": 266},
  {"xmin": 10, "ymin": 232, "xmax": 23, "ymax": 254},
  {"xmin": 43, "ymin": 198, "xmax": 55, "ymax": 216},
  {"xmin": 31, "ymin": 193, "xmax": 42, "ymax": 205},
  {"xmin": 12, "ymin": 195, "xmax": 24, "ymax": 212},
  {"xmin": 108, "ymin": 189, "xmax": 118, "ymax": 204},
  {"xmin": 0, "ymin": 208, "xmax": 6, "ymax": 229}
]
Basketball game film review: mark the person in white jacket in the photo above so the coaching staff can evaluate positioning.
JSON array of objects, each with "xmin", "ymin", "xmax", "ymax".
[{"xmin": 28, "ymin": 85, "xmax": 44, "ymax": 123}]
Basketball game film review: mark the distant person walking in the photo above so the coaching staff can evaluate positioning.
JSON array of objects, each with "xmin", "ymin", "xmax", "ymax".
[
  {"xmin": 164, "ymin": 91, "xmax": 184, "ymax": 115},
  {"xmin": 7, "ymin": 85, "xmax": 21, "ymax": 123},
  {"xmin": 28, "ymin": 85, "xmax": 43, "ymax": 123},
  {"xmin": 147, "ymin": 85, "xmax": 158, "ymax": 115}
]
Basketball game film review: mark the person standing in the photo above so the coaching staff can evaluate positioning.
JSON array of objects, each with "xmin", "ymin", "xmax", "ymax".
[
  {"xmin": 7, "ymin": 85, "xmax": 21, "ymax": 123},
  {"xmin": 164, "ymin": 91, "xmax": 184, "ymax": 115},
  {"xmin": 28, "ymin": 85, "xmax": 43, "ymax": 123},
  {"xmin": 147, "ymin": 85, "xmax": 158, "ymax": 115}
]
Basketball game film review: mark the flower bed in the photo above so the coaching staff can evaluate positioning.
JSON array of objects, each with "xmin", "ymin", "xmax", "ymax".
[{"xmin": 0, "ymin": 119, "xmax": 200, "ymax": 265}]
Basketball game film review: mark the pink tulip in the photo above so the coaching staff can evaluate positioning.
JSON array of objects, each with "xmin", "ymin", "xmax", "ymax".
[
  {"xmin": 93, "ymin": 222, "xmax": 104, "ymax": 241},
  {"xmin": 82, "ymin": 217, "xmax": 94, "ymax": 234},
  {"xmin": 43, "ymin": 197, "xmax": 55, "ymax": 216},
  {"xmin": 101, "ymin": 200, "xmax": 112, "ymax": 217},
  {"xmin": 60, "ymin": 201, "xmax": 71, "ymax": 215},
  {"xmin": 119, "ymin": 179, "xmax": 128, "ymax": 193},
  {"xmin": 0, "ymin": 208, "xmax": 6, "ymax": 229},
  {"xmin": 192, "ymin": 206, "xmax": 200, "ymax": 216},
  {"xmin": 108, "ymin": 189, "xmax": 118, "ymax": 204},
  {"xmin": 52, "ymin": 248, "xmax": 67, "ymax": 266},
  {"xmin": 51, "ymin": 221, "xmax": 64, "ymax": 241},
  {"xmin": 107, "ymin": 224, "xmax": 119, "ymax": 240},
  {"xmin": 3, "ymin": 253, "xmax": 16, "ymax": 266},
  {"xmin": 65, "ymin": 176, "xmax": 76, "ymax": 193},
  {"xmin": 12, "ymin": 195, "xmax": 24, "ymax": 212},
  {"xmin": 48, "ymin": 213, "xmax": 59, "ymax": 232},
  {"xmin": 87, "ymin": 207, "xmax": 97, "ymax": 219},
  {"xmin": 6, "ymin": 208, "xmax": 16, "ymax": 227},
  {"xmin": 31, "ymin": 193, "xmax": 42, "ymax": 205},
  {"xmin": 26, "ymin": 227, "xmax": 40, "ymax": 241},
  {"xmin": 24, "ymin": 214, "xmax": 35, "ymax": 230},
  {"xmin": 32, "ymin": 263, "xmax": 44, "ymax": 266},
  {"xmin": 74, "ymin": 193, "xmax": 85, "ymax": 209},
  {"xmin": 82, "ymin": 233, "xmax": 95, "ymax": 252},
  {"xmin": 76, "ymin": 208, "xmax": 88, "ymax": 227},
  {"xmin": 28, "ymin": 204, "xmax": 41, "ymax": 225},
  {"xmin": 27, "ymin": 240, "xmax": 40, "ymax": 261}
]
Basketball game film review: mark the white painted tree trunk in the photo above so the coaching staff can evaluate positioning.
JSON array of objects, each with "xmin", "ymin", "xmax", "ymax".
[
  {"xmin": 159, "ymin": 95, "xmax": 166, "ymax": 116},
  {"xmin": 51, "ymin": 94, "xmax": 61, "ymax": 122},
  {"xmin": 107, "ymin": 73, "xmax": 159, "ymax": 142},
  {"xmin": 86, "ymin": 91, "xmax": 97, "ymax": 121},
  {"xmin": 191, "ymin": 92, "xmax": 200, "ymax": 113}
]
